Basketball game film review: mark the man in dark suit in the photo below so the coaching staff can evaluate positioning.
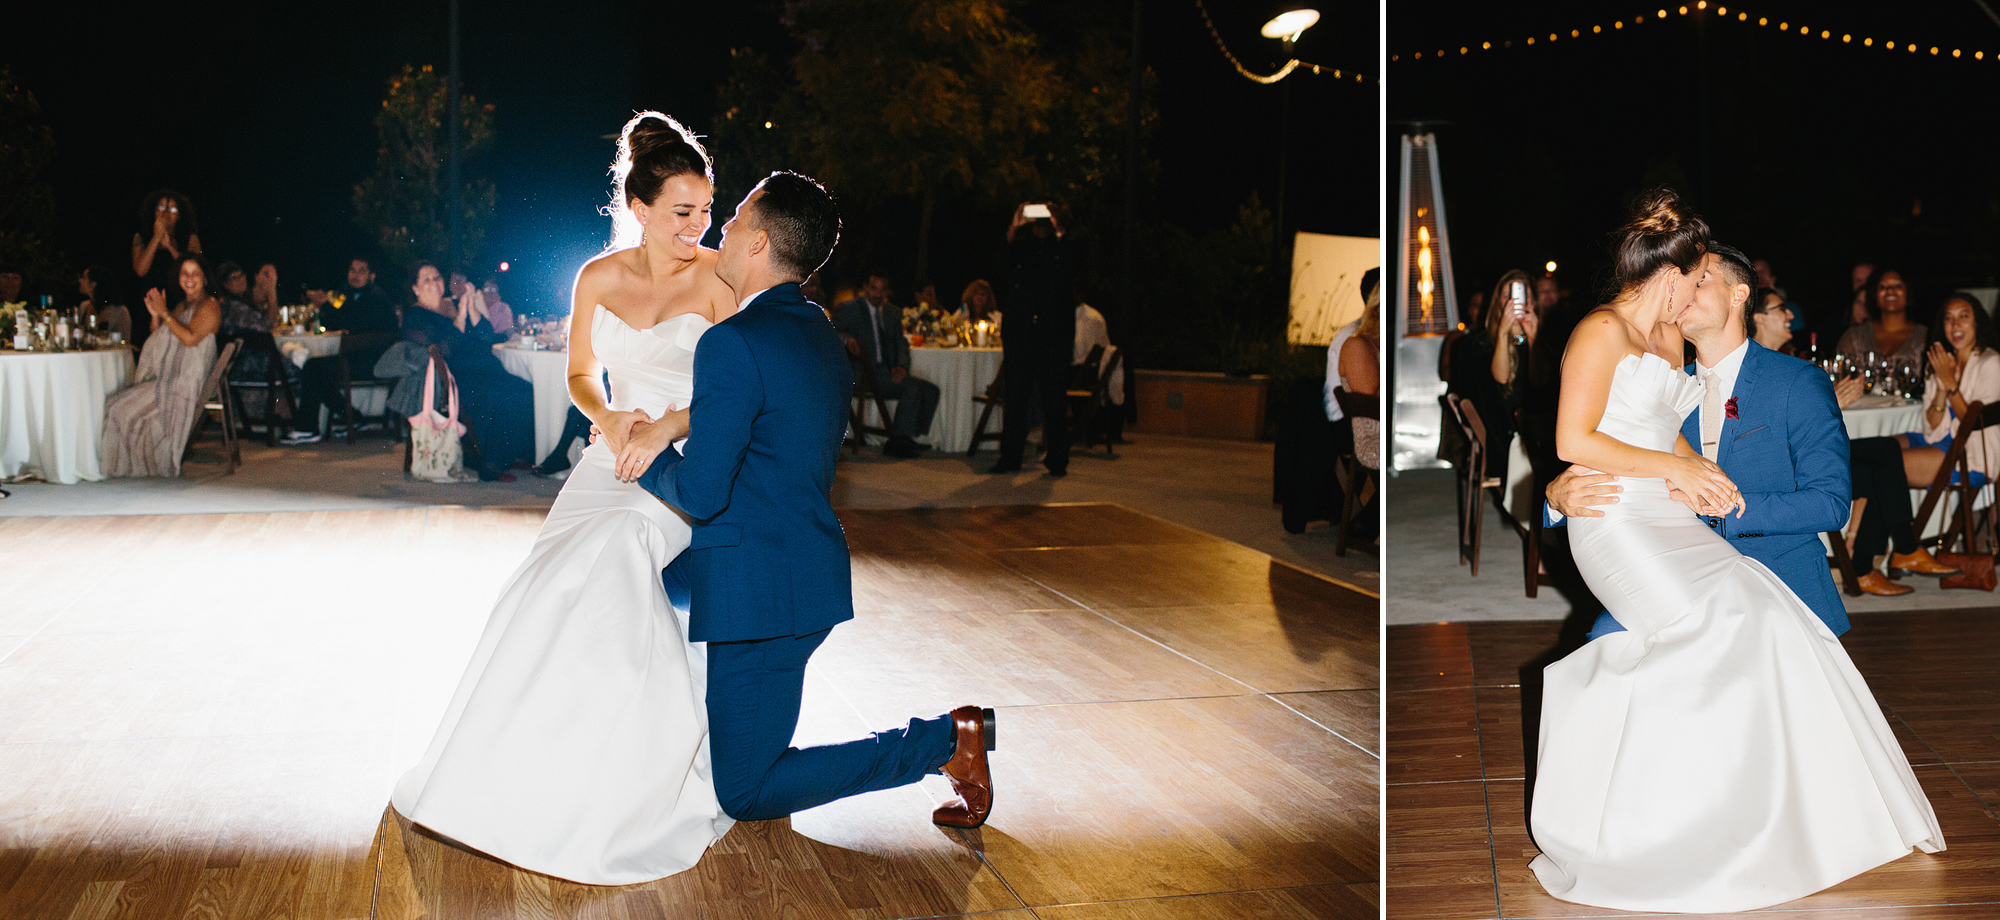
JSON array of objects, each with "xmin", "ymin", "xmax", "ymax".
[
  {"xmin": 992, "ymin": 201, "xmax": 1078, "ymax": 476},
  {"xmin": 832, "ymin": 274, "xmax": 940, "ymax": 458},
  {"xmin": 283, "ymin": 257, "xmax": 401, "ymax": 444},
  {"xmin": 637, "ymin": 172, "xmax": 996, "ymax": 827}
]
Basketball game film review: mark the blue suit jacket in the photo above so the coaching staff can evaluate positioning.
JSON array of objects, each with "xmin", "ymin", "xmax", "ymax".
[
  {"xmin": 831, "ymin": 298, "xmax": 910, "ymax": 375},
  {"xmin": 1559, "ymin": 341, "xmax": 1853, "ymax": 637},
  {"xmin": 638, "ymin": 284, "xmax": 856, "ymax": 643},
  {"xmin": 1679, "ymin": 341, "xmax": 1852, "ymax": 635}
]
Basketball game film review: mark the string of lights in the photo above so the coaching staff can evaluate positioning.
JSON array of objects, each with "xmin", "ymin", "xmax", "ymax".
[
  {"xmin": 1192, "ymin": 0, "xmax": 1376, "ymax": 85},
  {"xmin": 1392, "ymin": 2, "xmax": 2000, "ymax": 66}
]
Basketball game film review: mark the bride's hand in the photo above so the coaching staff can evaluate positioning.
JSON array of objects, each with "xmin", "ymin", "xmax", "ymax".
[
  {"xmin": 615, "ymin": 417, "xmax": 676, "ymax": 482},
  {"xmin": 601, "ymin": 409, "xmax": 651, "ymax": 456},
  {"xmin": 1666, "ymin": 455, "xmax": 1743, "ymax": 517}
]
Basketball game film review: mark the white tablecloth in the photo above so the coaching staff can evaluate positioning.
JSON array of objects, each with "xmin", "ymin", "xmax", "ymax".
[
  {"xmin": 274, "ymin": 333, "xmax": 342, "ymax": 358},
  {"xmin": 1842, "ymin": 398, "xmax": 1924, "ymax": 440},
  {"xmin": 495, "ymin": 346, "xmax": 573, "ymax": 462},
  {"xmin": 0, "ymin": 349, "xmax": 135, "ymax": 484},
  {"xmin": 907, "ymin": 346, "xmax": 1004, "ymax": 453}
]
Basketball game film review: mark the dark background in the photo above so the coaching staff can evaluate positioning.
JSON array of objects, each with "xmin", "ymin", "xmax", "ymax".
[
  {"xmin": 12, "ymin": 0, "xmax": 1375, "ymax": 329},
  {"xmin": 1390, "ymin": 0, "xmax": 2000, "ymax": 341}
]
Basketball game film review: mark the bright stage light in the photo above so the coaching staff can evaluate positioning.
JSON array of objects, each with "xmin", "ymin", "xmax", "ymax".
[{"xmin": 499, "ymin": 262, "xmax": 510, "ymax": 272}]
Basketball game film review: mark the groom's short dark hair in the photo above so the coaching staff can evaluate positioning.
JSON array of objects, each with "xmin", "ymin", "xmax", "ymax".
[
  {"xmin": 752, "ymin": 172, "xmax": 840, "ymax": 281},
  {"xmin": 1708, "ymin": 241, "xmax": 1758, "ymax": 331}
]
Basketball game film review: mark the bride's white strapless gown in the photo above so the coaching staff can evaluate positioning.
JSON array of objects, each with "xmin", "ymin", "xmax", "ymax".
[
  {"xmin": 1529, "ymin": 353, "xmax": 1944, "ymax": 913},
  {"xmin": 392, "ymin": 306, "xmax": 732, "ymax": 885}
]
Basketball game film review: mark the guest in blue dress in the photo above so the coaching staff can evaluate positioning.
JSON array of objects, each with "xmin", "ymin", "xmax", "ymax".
[{"xmin": 401, "ymin": 261, "xmax": 535, "ymax": 481}]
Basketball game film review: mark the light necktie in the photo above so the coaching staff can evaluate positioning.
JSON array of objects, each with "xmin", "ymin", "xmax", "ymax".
[{"xmin": 1700, "ymin": 370, "xmax": 1723, "ymax": 463}]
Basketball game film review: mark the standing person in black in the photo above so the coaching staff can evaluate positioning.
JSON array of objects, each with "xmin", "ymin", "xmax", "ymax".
[
  {"xmin": 130, "ymin": 190, "xmax": 203, "ymax": 356},
  {"xmin": 990, "ymin": 201, "xmax": 1077, "ymax": 477},
  {"xmin": 283, "ymin": 258, "xmax": 401, "ymax": 443}
]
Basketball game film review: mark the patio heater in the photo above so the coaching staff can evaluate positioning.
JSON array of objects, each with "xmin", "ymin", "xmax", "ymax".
[{"xmin": 1393, "ymin": 130, "xmax": 1459, "ymax": 471}]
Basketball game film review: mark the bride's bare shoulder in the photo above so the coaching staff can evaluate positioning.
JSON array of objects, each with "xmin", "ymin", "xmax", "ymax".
[
  {"xmin": 1568, "ymin": 309, "xmax": 1641, "ymax": 357},
  {"xmin": 575, "ymin": 249, "xmax": 635, "ymax": 297}
]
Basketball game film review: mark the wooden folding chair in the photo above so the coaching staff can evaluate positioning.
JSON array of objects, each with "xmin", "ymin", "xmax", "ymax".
[
  {"xmin": 1912, "ymin": 400, "xmax": 2000, "ymax": 559},
  {"xmin": 1446, "ymin": 395, "xmax": 1499, "ymax": 575},
  {"xmin": 966, "ymin": 358, "xmax": 1007, "ymax": 455},
  {"xmin": 1333, "ymin": 387, "xmax": 1379, "ymax": 557},
  {"xmin": 335, "ymin": 332, "xmax": 401, "ymax": 443},
  {"xmin": 1066, "ymin": 345, "xmax": 1122, "ymax": 458},
  {"xmin": 844, "ymin": 355, "xmax": 897, "ymax": 453},
  {"xmin": 223, "ymin": 332, "xmax": 297, "ymax": 446},
  {"xmin": 182, "ymin": 339, "xmax": 243, "ymax": 475}
]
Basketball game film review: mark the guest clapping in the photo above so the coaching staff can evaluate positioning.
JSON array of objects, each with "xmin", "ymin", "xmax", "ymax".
[
  {"xmin": 1899, "ymin": 293, "xmax": 2000, "ymax": 488},
  {"xmin": 1838, "ymin": 267, "xmax": 1925, "ymax": 365},
  {"xmin": 833, "ymin": 273, "xmax": 941, "ymax": 459},
  {"xmin": 251, "ymin": 263, "xmax": 282, "ymax": 329},
  {"xmin": 401, "ymin": 261, "xmax": 535, "ymax": 480},
  {"xmin": 99, "ymin": 254, "xmax": 221, "ymax": 477},
  {"xmin": 216, "ymin": 262, "xmax": 267, "ymax": 333},
  {"xmin": 130, "ymin": 190, "xmax": 202, "ymax": 353}
]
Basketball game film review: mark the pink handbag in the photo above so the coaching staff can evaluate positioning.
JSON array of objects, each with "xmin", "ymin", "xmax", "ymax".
[{"xmin": 407, "ymin": 356, "xmax": 471, "ymax": 482}]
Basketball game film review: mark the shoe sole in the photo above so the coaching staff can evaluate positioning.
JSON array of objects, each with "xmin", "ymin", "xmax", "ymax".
[
  {"xmin": 1887, "ymin": 568, "xmax": 1958, "ymax": 578},
  {"xmin": 983, "ymin": 708, "xmax": 996, "ymax": 751}
]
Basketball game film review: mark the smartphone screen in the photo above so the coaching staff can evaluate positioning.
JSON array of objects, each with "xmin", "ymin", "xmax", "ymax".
[
  {"xmin": 1023, "ymin": 204, "xmax": 1052, "ymax": 219},
  {"xmin": 1510, "ymin": 281, "xmax": 1527, "ymax": 317}
]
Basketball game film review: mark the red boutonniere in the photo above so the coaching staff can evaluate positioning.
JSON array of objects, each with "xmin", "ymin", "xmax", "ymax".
[{"xmin": 1725, "ymin": 397, "xmax": 1740, "ymax": 420}]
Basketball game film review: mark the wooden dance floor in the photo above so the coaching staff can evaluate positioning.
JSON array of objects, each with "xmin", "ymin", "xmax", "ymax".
[
  {"xmin": 0, "ymin": 502, "xmax": 1376, "ymax": 919},
  {"xmin": 1388, "ymin": 614, "xmax": 2000, "ymax": 919}
]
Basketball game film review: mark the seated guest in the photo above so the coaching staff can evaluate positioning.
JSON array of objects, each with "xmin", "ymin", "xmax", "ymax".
[
  {"xmin": 100, "ymin": 254, "xmax": 221, "ymax": 477},
  {"xmin": 216, "ymin": 262, "xmax": 267, "ymax": 332},
  {"xmin": 1898, "ymin": 292, "xmax": 2000, "ymax": 489},
  {"xmin": 1849, "ymin": 261, "xmax": 1875, "ymax": 328},
  {"xmin": 1338, "ymin": 293, "xmax": 1380, "ymax": 541},
  {"xmin": 1074, "ymin": 300, "xmax": 1125, "ymax": 439},
  {"xmin": 913, "ymin": 279, "xmax": 941, "ymax": 312},
  {"xmin": 955, "ymin": 278, "xmax": 1001, "ymax": 328},
  {"xmin": 78, "ymin": 265, "xmax": 131, "ymax": 341},
  {"xmin": 480, "ymin": 278, "xmax": 514, "ymax": 334},
  {"xmin": 833, "ymin": 273, "xmax": 940, "ymax": 458},
  {"xmin": 1838, "ymin": 266, "xmax": 1926, "ymax": 365},
  {"xmin": 0, "ymin": 264, "xmax": 22, "ymax": 311},
  {"xmin": 1750, "ymin": 287, "xmax": 1802, "ymax": 356},
  {"xmin": 284, "ymin": 257, "xmax": 401, "ymax": 443},
  {"xmin": 401, "ymin": 260, "xmax": 535, "ymax": 480},
  {"xmin": 251, "ymin": 263, "xmax": 282, "ymax": 329},
  {"xmin": 1834, "ymin": 372, "xmax": 1959, "ymax": 596}
]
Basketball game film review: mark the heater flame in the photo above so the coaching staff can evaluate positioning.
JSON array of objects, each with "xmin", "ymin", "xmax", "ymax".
[{"xmin": 1417, "ymin": 225, "xmax": 1435, "ymax": 328}]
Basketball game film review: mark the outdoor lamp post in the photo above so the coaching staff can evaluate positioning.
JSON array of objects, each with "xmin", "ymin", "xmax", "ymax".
[{"xmin": 1262, "ymin": 9, "xmax": 1318, "ymax": 256}]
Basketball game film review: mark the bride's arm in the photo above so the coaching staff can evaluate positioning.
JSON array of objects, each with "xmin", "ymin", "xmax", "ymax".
[
  {"xmin": 1555, "ymin": 315, "xmax": 1741, "ymax": 510},
  {"xmin": 568, "ymin": 259, "xmax": 650, "ymax": 456}
]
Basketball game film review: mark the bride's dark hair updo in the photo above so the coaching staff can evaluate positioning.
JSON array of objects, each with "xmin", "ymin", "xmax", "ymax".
[
  {"xmin": 1611, "ymin": 188, "xmax": 1710, "ymax": 294},
  {"xmin": 604, "ymin": 111, "xmax": 714, "ymax": 249}
]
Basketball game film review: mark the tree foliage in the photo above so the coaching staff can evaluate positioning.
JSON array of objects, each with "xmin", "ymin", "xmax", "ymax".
[
  {"xmin": 352, "ymin": 65, "xmax": 497, "ymax": 278},
  {"xmin": 0, "ymin": 67, "xmax": 62, "ymax": 295}
]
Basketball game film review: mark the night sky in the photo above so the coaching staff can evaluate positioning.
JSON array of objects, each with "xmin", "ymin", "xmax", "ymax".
[
  {"xmin": 1391, "ymin": 0, "xmax": 2000, "ymax": 341},
  {"xmin": 13, "ymin": 0, "xmax": 1375, "ymax": 319}
]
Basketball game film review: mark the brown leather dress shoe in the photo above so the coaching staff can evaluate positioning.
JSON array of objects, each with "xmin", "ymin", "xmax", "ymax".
[
  {"xmin": 1888, "ymin": 548, "xmax": 1961, "ymax": 577},
  {"xmin": 933, "ymin": 706, "xmax": 996, "ymax": 828},
  {"xmin": 1856, "ymin": 571, "xmax": 1915, "ymax": 596}
]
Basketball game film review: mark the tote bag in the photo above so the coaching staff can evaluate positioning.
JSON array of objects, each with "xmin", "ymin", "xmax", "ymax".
[{"xmin": 408, "ymin": 356, "xmax": 473, "ymax": 482}]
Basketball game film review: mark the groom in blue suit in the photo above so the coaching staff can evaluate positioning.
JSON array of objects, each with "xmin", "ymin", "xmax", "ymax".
[
  {"xmin": 636, "ymin": 172, "xmax": 996, "ymax": 826},
  {"xmin": 1548, "ymin": 242, "xmax": 1852, "ymax": 639}
]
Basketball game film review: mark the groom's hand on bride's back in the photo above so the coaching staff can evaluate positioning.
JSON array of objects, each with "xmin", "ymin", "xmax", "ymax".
[{"xmin": 1547, "ymin": 468, "xmax": 1622, "ymax": 518}]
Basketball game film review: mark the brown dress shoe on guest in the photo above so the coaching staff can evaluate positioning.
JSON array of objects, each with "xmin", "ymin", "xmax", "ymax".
[
  {"xmin": 933, "ymin": 706, "xmax": 997, "ymax": 828},
  {"xmin": 1855, "ymin": 571, "xmax": 1915, "ymax": 596},
  {"xmin": 1888, "ymin": 548, "xmax": 1961, "ymax": 577}
]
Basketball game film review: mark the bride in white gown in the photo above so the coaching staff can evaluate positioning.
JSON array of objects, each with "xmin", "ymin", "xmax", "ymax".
[
  {"xmin": 391, "ymin": 113, "xmax": 742, "ymax": 885},
  {"xmin": 1529, "ymin": 190, "xmax": 1943, "ymax": 913}
]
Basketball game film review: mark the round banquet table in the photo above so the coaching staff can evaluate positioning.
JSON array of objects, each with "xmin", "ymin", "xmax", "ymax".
[
  {"xmin": 0, "ymin": 348, "xmax": 136, "ymax": 484},
  {"xmin": 495, "ymin": 346, "xmax": 574, "ymax": 462},
  {"xmin": 1842, "ymin": 396, "xmax": 1924, "ymax": 440},
  {"xmin": 907, "ymin": 346, "xmax": 1004, "ymax": 453}
]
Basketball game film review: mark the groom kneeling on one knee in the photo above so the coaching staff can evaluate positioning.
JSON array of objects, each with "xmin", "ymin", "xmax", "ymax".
[{"xmin": 619, "ymin": 171, "xmax": 996, "ymax": 826}]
